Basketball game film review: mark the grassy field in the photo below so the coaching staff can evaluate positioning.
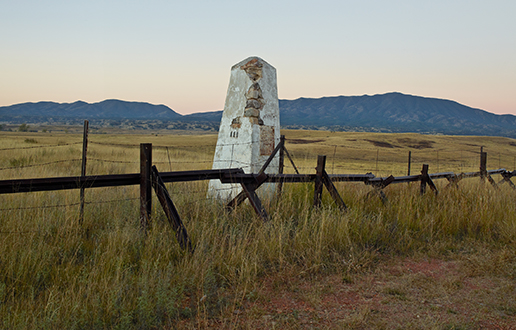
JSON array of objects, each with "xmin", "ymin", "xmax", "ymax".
[{"xmin": 1, "ymin": 129, "xmax": 516, "ymax": 329}]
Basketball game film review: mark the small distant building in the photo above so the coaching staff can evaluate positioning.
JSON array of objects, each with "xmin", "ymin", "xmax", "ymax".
[{"xmin": 207, "ymin": 56, "xmax": 280, "ymax": 201}]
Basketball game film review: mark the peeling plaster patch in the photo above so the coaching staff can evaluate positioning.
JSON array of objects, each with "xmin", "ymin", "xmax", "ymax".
[
  {"xmin": 231, "ymin": 117, "xmax": 242, "ymax": 129},
  {"xmin": 260, "ymin": 126, "xmax": 275, "ymax": 155}
]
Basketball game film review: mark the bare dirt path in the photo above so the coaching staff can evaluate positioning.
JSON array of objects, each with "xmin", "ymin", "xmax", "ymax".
[{"xmin": 178, "ymin": 256, "xmax": 516, "ymax": 329}]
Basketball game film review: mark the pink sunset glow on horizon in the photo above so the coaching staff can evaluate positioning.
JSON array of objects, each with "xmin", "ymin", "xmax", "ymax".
[{"xmin": 1, "ymin": 1, "xmax": 515, "ymax": 116}]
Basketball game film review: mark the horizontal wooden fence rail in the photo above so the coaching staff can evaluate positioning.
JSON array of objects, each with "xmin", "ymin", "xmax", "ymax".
[
  {"xmin": 220, "ymin": 169, "xmax": 508, "ymax": 186},
  {"xmin": 2, "ymin": 140, "xmax": 515, "ymax": 250},
  {"xmin": 0, "ymin": 169, "xmax": 245, "ymax": 195},
  {"xmin": 366, "ymin": 169, "xmax": 507, "ymax": 186},
  {"xmin": 0, "ymin": 166, "xmax": 511, "ymax": 195}
]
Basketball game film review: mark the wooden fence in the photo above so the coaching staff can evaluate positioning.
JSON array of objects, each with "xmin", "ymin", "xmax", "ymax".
[{"xmin": 1, "ymin": 121, "xmax": 516, "ymax": 250}]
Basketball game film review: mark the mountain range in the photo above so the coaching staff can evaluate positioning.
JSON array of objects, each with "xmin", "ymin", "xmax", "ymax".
[{"xmin": 1, "ymin": 93, "xmax": 515, "ymax": 138}]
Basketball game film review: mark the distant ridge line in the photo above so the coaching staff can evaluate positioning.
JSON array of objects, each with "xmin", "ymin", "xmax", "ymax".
[{"xmin": 1, "ymin": 92, "xmax": 516, "ymax": 138}]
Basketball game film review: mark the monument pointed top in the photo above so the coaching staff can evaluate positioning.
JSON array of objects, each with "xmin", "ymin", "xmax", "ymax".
[{"xmin": 231, "ymin": 56, "xmax": 274, "ymax": 70}]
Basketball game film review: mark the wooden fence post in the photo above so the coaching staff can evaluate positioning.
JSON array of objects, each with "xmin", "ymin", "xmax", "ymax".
[
  {"xmin": 420, "ymin": 164, "xmax": 438, "ymax": 195},
  {"xmin": 313, "ymin": 155, "xmax": 326, "ymax": 208},
  {"xmin": 312, "ymin": 155, "xmax": 346, "ymax": 210},
  {"xmin": 420, "ymin": 164, "xmax": 429, "ymax": 195},
  {"xmin": 278, "ymin": 135, "xmax": 285, "ymax": 195},
  {"xmin": 480, "ymin": 147, "xmax": 487, "ymax": 183},
  {"xmin": 375, "ymin": 149, "xmax": 379, "ymax": 176},
  {"xmin": 407, "ymin": 151, "xmax": 411, "ymax": 176},
  {"xmin": 79, "ymin": 120, "xmax": 89, "ymax": 224},
  {"xmin": 140, "ymin": 143, "xmax": 152, "ymax": 232}
]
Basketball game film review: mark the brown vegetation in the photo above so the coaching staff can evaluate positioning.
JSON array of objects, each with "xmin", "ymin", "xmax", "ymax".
[{"xmin": 1, "ymin": 130, "xmax": 515, "ymax": 329}]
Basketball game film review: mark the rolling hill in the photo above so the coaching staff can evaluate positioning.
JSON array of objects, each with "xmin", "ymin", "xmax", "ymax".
[
  {"xmin": 1, "ymin": 92, "xmax": 515, "ymax": 137},
  {"xmin": 0, "ymin": 99, "xmax": 181, "ymax": 121}
]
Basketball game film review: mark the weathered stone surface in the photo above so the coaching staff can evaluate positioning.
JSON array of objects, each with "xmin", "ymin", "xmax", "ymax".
[
  {"xmin": 241, "ymin": 58, "xmax": 263, "ymax": 81},
  {"xmin": 246, "ymin": 83, "xmax": 263, "ymax": 100},
  {"xmin": 244, "ymin": 108, "xmax": 261, "ymax": 118},
  {"xmin": 207, "ymin": 57, "xmax": 280, "ymax": 201}
]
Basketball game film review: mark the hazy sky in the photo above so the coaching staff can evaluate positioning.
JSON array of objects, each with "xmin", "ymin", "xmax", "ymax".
[{"xmin": 1, "ymin": 0, "xmax": 515, "ymax": 115}]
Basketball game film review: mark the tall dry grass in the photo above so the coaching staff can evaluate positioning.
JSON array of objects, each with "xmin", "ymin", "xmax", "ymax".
[{"xmin": 1, "ymin": 130, "xmax": 516, "ymax": 328}]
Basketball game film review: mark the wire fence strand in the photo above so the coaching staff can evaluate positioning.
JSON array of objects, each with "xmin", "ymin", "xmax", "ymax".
[
  {"xmin": 0, "ymin": 197, "xmax": 139, "ymax": 212},
  {"xmin": 0, "ymin": 142, "xmax": 82, "ymax": 151},
  {"xmin": 0, "ymin": 159, "xmax": 82, "ymax": 171}
]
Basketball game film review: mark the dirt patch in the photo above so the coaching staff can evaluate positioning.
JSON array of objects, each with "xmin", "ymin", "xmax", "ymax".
[
  {"xmin": 365, "ymin": 139, "xmax": 398, "ymax": 148},
  {"xmin": 288, "ymin": 139, "xmax": 325, "ymax": 144},
  {"xmin": 179, "ymin": 257, "xmax": 516, "ymax": 329},
  {"xmin": 397, "ymin": 138, "xmax": 435, "ymax": 149}
]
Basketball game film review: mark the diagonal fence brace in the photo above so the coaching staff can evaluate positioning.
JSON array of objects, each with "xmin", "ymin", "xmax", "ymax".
[
  {"xmin": 239, "ymin": 180, "xmax": 269, "ymax": 222},
  {"xmin": 445, "ymin": 173, "xmax": 463, "ymax": 188},
  {"xmin": 225, "ymin": 137, "xmax": 286, "ymax": 220},
  {"xmin": 314, "ymin": 155, "xmax": 347, "ymax": 210},
  {"xmin": 368, "ymin": 175, "xmax": 395, "ymax": 204},
  {"xmin": 226, "ymin": 172, "xmax": 269, "ymax": 222},
  {"xmin": 499, "ymin": 170, "xmax": 516, "ymax": 189},
  {"xmin": 420, "ymin": 164, "xmax": 438, "ymax": 195},
  {"xmin": 322, "ymin": 170, "xmax": 347, "ymax": 211},
  {"xmin": 151, "ymin": 166, "xmax": 192, "ymax": 251},
  {"xmin": 283, "ymin": 144, "xmax": 300, "ymax": 175}
]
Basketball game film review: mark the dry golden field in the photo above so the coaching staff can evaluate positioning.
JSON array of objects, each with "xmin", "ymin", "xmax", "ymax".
[{"xmin": 1, "ymin": 129, "xmax": 516, "ymax": 329}]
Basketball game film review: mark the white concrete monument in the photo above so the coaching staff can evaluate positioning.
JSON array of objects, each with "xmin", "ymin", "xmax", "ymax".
[{"xmin": 207, "ymin": 56, "xmax": 281, "ymax": 201}]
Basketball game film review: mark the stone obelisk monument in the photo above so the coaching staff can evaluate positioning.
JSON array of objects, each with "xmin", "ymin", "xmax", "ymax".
[{"xmin": 207, "ymin": 56, "xmax": 280, "ymax": 201}]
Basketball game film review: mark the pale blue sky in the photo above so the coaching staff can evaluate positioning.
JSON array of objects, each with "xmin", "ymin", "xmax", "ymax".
[{"xmin": 1, "ymin": 0, "xmax": 515, "ymax": 115}]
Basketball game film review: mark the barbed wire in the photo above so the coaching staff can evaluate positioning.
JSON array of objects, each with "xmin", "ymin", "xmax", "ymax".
[
  {"xmin": 85, "ymin": 197, "xmax": 139, "ymax": 205},
  {"xmin": 306, "ymin": 142, "xmax": 488, "ymax": 153},
  {"xmin": 89, "ymin": 140, "xmax": 265, "ymax": 149},
  {"xmin": 90, "ymin": 141, "xmax": 215, "ymax": 149},
  {"xmin": 0, "ymin": 227, "xmax": 84, "ymax": 235},
  {"xmin": 88, "ymin": 141, "xmax": 139, "ymax": 148},
  {"xmin": 0, "ymin": 136, "xmax": 512, "ymax": 181},
  {"xmin": 0, "ymin": 159, "xmax": 82, "ymax": 171},
  {"xmin": 154, "ymin": 160, "xmax": 213, "ymax": 164},
  {"xmin": 0, "ymin": 142, "xmax": 82, "ymax": 151},
  {"xmin": 0, "ymin": 197, "xmax": 139, "ymax": 212},
  {"xmin": 0, "ymin": 138, "xmax": 501, "ymax": 159},
  {"xmin": 87, "ymin": 158, "xmax": 251, "ymax": 166},
  {"xmin": 89, "ymin": 158, "xmax": 138, "ymax": 164},
  {"xmin": 0, "ymin": 202, "xmax": 82, "ymax": 211}
]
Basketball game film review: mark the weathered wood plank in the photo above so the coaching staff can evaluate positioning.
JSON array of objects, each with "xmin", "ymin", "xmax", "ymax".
[
  {"xmin": 0, "ymin": 169, "xmax": 246, "ymax": 195},
  {"xmin": 240, "ymin": 182, "xmax": 269, "ymax": 221},
  {"xmin": 226, "ymin": 172, "xmax": 268, "ymax": 210},
  {"xmin": 140, "ymin": 143, "xmax": 152, "ymax": 232},
  {"xmin": 322, "ymin": 170, "xmax": 347, "ymax": 211},
  {"xmin": 313, "ymin": 155, "xmax": 326, "ymax": 208},
  {"xmin": 420, "ymin": 164, "xmax": 438, "ymax": 195},
  {"xmin": 151, "ymin": 166, "xmax": 192, "ymax": 251}
]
